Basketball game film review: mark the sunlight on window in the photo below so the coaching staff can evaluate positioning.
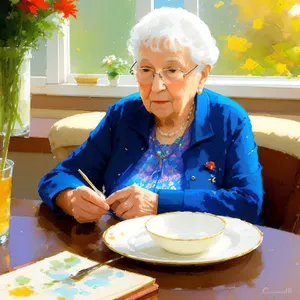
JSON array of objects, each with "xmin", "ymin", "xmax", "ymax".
[
  {"xmin": 31, "ymin": 40, "xmax": 47, "ymax": 76},
  {"xmin": 199, "ymin": 0, "xmax": 300, "ymax": 77},
  {"xmin": 70, "ymin": 0, "xmax": 136, "ymax": 74},
  {"xmin": 68, "ymin": 0, "xmax": 299, "ymax": 77}
]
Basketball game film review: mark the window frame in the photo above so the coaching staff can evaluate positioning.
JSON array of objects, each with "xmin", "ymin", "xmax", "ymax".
[{"xmin": 31, "ymin": 0, "xmax": 300, "ymax": 100}]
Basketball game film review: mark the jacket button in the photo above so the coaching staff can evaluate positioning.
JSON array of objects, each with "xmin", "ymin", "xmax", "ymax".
[
  {"xmin": 190, "ymin": 176, "xmax": 196, "ymax": 181},
  {"xmin": 141, "ymin": 147, "xmax": 144, "ymax": 151}
]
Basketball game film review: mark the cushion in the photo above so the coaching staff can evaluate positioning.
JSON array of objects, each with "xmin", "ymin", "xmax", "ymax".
[
  {"xmin": 48, "ymin": 112, "xmax": 106, "ymax": 152},
  {"xmin": 250, "ymin": 115, "xmax": 300, "ymax": 159}
]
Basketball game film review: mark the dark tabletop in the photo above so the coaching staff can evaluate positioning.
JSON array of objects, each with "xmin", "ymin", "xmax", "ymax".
[{"xmin": 0, "ymin": 199, "xmax": 300, "ymax": 300}]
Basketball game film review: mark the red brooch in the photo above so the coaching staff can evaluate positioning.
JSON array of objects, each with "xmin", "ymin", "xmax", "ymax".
[{"xmin": 205, "ymin": 161, "xmax": 216, "ymax": 170}]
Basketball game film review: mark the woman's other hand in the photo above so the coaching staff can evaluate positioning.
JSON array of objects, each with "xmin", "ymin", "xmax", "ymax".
[
  {"xmin": 106, "ymin": 184, "xmax": 158, "ymax": 219},
  {"xmin": 56, "ymin": 186, "xmax": 109, "ymax": 223}
]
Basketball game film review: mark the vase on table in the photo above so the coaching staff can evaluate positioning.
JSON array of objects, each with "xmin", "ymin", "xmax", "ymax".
[
  {"xmin": 0, "ymin": 47, "xmax": 31, "ymax": 159},
  {"xmin": 0, "ymin": 47, "xmax": 31, "ymax": 244},
  {"xmin": 0, "ymin": 47, "xmax": 31, "ymax": 138}
]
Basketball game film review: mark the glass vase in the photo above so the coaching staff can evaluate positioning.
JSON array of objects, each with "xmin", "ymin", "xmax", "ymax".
[
  {"xmin": 0, "ymin": 47, "xmax": 31, "ymax": 136},
  {"xmin": 0, "ymin": 47, "xmax": 31, "ymax": 137},
  {"xmin": 12, "ymin": 50, "xmax": 31, "ymax": 137},
  {"xmin": 0, "ymin": 47, "xmax": 31, "ymax": 168},
  {"xmin": 0, "ymin": 158, "xmax": 14, "ymax": 245}
]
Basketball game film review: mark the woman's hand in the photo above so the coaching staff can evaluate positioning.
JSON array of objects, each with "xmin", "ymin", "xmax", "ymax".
[
  {"xmin": 106, "ymin": 184, "xmax": 158, "ymax": 219},
  {"xmin": 56, "ymin": 186, "xmax": 109, "ymax": 223}
]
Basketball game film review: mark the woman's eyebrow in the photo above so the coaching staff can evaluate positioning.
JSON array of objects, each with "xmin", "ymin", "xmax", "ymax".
[
  {"xmin": 164, "ymin": 58, "xmax": 184, "ymax": 67},
  {"xmin": 139, "ymin": 56, "xmax": 151, "ymax": 63}
]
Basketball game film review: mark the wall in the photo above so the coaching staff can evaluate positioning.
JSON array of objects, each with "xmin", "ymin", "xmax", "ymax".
[{"xmin": 8, "ymin": 152, "xmax": 56, "ymax": 200}]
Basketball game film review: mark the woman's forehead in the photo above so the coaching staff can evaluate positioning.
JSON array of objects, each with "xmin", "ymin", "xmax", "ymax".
[{"xmin": 138, "ymin": 44, "xmax": 192, "ymax": 66}]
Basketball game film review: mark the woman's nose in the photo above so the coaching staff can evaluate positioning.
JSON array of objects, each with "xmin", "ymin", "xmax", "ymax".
[{"xmin": 151, "ymin": 73, "xmax": 166, "ymax": 93}]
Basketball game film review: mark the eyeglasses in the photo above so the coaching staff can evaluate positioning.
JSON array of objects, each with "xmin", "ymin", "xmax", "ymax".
[{"xmin": 129, "ymin": 61, "xmax": 198, "ymax": 84}]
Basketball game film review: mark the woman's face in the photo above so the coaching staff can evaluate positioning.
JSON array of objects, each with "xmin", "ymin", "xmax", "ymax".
[{"xmin": 136, "ymin": 41, "xmax": 209, "ymax": 121}]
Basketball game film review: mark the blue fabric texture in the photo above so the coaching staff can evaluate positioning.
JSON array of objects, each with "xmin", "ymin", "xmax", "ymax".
[
  {"xmin": 110, "ymin": 124, "xmax": 192, "ymax": 194},
  {"xmin": 38, "ymin": 88, "xmax": 264, "ymax": 224}
]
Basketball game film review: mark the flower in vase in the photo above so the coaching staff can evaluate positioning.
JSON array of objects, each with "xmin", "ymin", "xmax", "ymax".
[
  {"xmin": 101, "ymin": 55, "xmax": 130, "ymax": 80},
  {"xmin": 16, "ymin": 0, "xmax": 49, "ymax": 14},
  {"xmin": 54, "ymin": 0, "xmax": 78, "ymax": 18},
  {"xmin": 0, "ymin": 0, "xmax": 78, "ymax": 174}
]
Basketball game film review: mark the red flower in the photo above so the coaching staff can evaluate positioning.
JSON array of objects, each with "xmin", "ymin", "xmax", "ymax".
[
  {"xmin": 205, "ymin": 161, "xmax": 216, "ymax": 170},
  {"xmin": 54, "ymin": 0, "xmax": 78, "ymax": 18},
  {"xmin": 17, "ymin": 0, "xmax": 49, "ymax": 15}
]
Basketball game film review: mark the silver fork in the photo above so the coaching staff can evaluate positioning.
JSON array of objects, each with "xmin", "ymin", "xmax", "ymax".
[{"xmin": 69, "ymin": 256, "xmax": 124, "ymax": 281}]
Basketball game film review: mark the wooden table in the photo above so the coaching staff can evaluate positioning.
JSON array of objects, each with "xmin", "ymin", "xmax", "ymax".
[{"xmin": 1, "ymin": 199, "xmax": 300, "ymax": 299}]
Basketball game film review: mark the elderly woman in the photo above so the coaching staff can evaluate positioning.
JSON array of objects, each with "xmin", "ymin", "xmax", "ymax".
[{"xmin": 38, "ymin": 7, "xmax": 263, "ymax": 225}]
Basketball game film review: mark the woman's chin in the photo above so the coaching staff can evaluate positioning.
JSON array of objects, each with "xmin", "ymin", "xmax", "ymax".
[
  {"xmin": 152, "ymin": 110, "xmax": 172, "ymax": 120},
  {"xmin": 150, "ymin": 104, "xmax": 173, "ymax": 118}
]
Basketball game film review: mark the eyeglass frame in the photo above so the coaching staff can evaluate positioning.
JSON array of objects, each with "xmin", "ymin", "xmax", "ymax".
[{"xmin": 129, "ymin": 61, "xmax": 199, "ymax": 84}]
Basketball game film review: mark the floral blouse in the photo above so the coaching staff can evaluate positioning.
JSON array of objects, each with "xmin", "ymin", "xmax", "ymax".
[{"xmin": 111, "ymin": 125, "xmax": 192, "ymax": 193}]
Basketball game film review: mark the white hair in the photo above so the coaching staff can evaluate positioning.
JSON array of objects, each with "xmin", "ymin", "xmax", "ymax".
[{"xmin": 127, "ymin": 7, "xmax": 219, "ymax": 69}]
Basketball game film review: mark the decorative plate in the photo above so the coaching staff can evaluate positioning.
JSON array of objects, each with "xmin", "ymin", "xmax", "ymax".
[{"xmin": 103, "ymin": 215, "xmax": 263, "ymax": 266}]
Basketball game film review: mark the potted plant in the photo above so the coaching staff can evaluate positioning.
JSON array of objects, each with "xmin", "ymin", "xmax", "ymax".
[
  {"xmin": 101, "ymin": 55, "xmax": 130, "ymax": 86},
  {"xmin": 0, "ymin": 0, "xmax": 78, "ymax": 245}
]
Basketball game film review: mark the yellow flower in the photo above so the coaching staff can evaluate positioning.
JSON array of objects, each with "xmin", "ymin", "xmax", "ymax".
[
  {"xmin": 214, "ymin": 1, "xmax": 224, "ymax": 8},
  {"xmin": 241, "ymin": 58, "xmax": 259, "ymax": 70},
  {"xmin": 231, "ymin": 0, "xmax": 299, "ymax": 21},
  {"xmin": 274, "ymin": 0, "xmax": 293, "ymax": 13},
  {"xmin": 227, "ymin": 35, "xmax": 252, "ymax": 52},
  {"xmin": 292, "ymin": 19, "xmax": 300, "ymax": 32},
  {"xmin": 275, "ymin": 63, "xmax": 289, "ymax": 74},
  {"xmin": 231, "ymin": 0, "xmax": 273, "ymax": 21},
  {"xmin": 292, "ymin": 46, "xmax": 300, "ymax": 54},
  {"xmin": 252, "ymin": 18, "xmax": 264, "ymax": 30}
]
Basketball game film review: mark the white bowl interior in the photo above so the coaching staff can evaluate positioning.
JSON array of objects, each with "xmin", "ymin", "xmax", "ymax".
[{"xmin": 146, "ymin": 212, "xmax": 225, "ymax": 240}]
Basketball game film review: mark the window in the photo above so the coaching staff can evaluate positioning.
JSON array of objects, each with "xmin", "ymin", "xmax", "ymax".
[
  {"xmin": 155, "ymin": 0, "xmax": 184, "ymax": 8},
  {"xmin": 31, "ymin": 0, "xmax": 300, "ymax": 100},
  {"xmin": 31, "ymin": 40, "xmax": 47, "ymax": 76},
  {"xmin": 70, "ymin": 0, "xmax": 136, "ymax": 74},
  {"xmin": 199, "ymin": 0, "xmax": 300, "ymax": 77}
]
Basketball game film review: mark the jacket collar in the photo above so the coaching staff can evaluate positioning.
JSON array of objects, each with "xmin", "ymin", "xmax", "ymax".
[
  {"xmin": 190, "ymin": 89, "xmax": 214, "ymax": 147},
  {"xmin": 128, "ymin": 102, "xmax": 154, "ymax": 145},
  {"xmin": 128, "ymin": 89, "xmax": 214, "ymax": 146}
]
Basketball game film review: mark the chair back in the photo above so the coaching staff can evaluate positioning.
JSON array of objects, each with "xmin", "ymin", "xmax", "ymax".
[
  {"xmin": 48, "ymin": 113, "xmax": 300, "ymax": 234},
  {"xmin": 250, "ymin": 115, "xmax": 300, "ymax": 234}
]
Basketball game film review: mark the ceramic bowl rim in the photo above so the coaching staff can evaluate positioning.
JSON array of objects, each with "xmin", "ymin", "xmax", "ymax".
[{"xmin": 145, "ymin": 211, "xmax": 227, "ymax": 242}]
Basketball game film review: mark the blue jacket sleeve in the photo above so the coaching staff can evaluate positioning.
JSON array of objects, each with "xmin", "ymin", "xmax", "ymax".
[
  {"xmin": 157, "ymin": 117, "xmax": 264, "ymax": 224},
  {"xmin": 38, "ymin": 106, "xmax": 119, "ymax": 214}
]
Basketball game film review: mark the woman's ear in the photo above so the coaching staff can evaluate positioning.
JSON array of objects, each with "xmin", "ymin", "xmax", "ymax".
[{"xmin": 197, "ymin": 64, "xmax": 211, "ymax": 90}]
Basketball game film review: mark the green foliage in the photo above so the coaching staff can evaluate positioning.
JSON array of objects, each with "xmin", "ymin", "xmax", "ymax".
[
  {"xmin": 101, "ymin": 55, "xmax": 130, "ymax": 80},
  {"xmin": 0, "ymin": 0, "xmax": 77, "ymax": 174},
  {"xmin": 0, "ymin": 4, "xmax": 65, "ymax": 50}
]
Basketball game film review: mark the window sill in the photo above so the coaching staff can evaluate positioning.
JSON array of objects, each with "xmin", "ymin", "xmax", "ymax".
[
  {"xmin": 31, "ymin": 75, "xmax": 300, "ymax": 100},
  {"xmin": 9, "ymin": 118, "xmax": 59, "ymax": 154}
]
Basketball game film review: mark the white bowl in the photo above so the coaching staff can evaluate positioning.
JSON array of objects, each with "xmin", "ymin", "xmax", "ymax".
[{"xmin": 145, "ymin": 212, "xmax": 226, "ymax": 255}]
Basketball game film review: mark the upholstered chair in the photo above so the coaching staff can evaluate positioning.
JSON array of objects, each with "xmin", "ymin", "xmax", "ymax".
[{"xmin": 48, "ymin": 113, "xmax": 300, "ymax": 234}]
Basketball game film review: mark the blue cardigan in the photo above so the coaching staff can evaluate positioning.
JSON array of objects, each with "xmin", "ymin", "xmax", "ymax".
[{"xmin": 38, "ymin": 89, "xmax": 264, "ymax": 224}]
